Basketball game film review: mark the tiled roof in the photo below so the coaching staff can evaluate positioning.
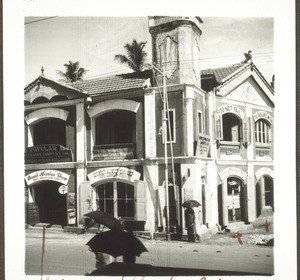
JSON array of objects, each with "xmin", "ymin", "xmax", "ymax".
[
  {"xmin": 201, "ymin": 63, "xmax": 247, "ymax": 84},
  {"xmin": 71, "ymin": 70, "xmax": 152, "ymax": 96}
]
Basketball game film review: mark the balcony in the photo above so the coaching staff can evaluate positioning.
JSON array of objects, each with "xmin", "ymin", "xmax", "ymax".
[{"xmin": 93, "ymin": 143, "xmax": 136, "ymax": 161}]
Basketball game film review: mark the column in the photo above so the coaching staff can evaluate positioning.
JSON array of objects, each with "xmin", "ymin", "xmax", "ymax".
[
  {"xmin": 260, "ymin": 176, "xmax": 266, "ymax": 209},
  {"xmin": 76, "ymin": 102, "xmax": 86, "ymax": 226},
  {"xmin": 143, "ymin": 163, "xmax": 158, "ymax": 232},
  {"xmin": 184, "ymin": 88, "xmax": 194, "ymax": 156},
  {"xmin": 247, "ymin": 164, "xmax": 256, "ymax": 222},
  {"xmin": 222, "ymin": 179, "xmax": 228, "ymax": 226},
  {"xmin": 144, "ymin": 90, "xmax": 156, "ymax": 158}
]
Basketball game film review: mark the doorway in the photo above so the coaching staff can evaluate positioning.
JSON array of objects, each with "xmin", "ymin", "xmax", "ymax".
[
  {"xmin": 227, "ymin": 177, "xmax": 246, "ymax": 223},
  {"xmin": 34, "ymin": 181, "xmax": 67, "ymax": 226}
]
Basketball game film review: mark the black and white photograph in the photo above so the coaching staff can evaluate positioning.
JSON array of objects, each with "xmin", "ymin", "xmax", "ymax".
[{"xmin": 3, "ymin": 0, "xmax": 297, "ymax": 279}]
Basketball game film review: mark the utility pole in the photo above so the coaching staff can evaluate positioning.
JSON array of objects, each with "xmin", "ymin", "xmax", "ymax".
[{"xmin": 148, "ymin": 63, "xmax": 170, "ymax": 241}]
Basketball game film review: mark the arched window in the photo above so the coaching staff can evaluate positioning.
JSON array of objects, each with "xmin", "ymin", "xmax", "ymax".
[
  {"xmin": 33, "ymin": 118, "xmax": 66, "ymax": 147},
  {"xmin": 95, "ymin": 110, "xmax": 135, "ymax": 145},
  {"xmin": 222, "ymin": 113, "xmax": 241, "ymax": 142},
  {"xmin": 255, "ymin": 119, "xmax": 271, "ymax": 143}
]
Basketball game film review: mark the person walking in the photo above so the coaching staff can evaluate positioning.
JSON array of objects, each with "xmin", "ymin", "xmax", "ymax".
[{"xmin": 185, "ymin": 205, "xmax": 196, "ymax": 242}]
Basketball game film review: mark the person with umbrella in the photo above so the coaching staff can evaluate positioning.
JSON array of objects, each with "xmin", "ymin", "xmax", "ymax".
[{"xmin": 183, "ymin": 200, "xmax": 201, "ymax": 242}]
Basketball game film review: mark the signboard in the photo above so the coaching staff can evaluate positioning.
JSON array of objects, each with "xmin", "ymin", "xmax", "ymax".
[
  {"xmin": 195, "ymin": 134, "xmax": 210, "ymax": 157},
  {"xmin": 217, "ymin": 105, "xmax": 245, "ymax": 119},
  {"xmin": 219, "ymin": 167, "xmax": 247, "ymax": 182},
  {"xmin": 25, "ymin": 144, "xmax": 73, "ymax": 164},
  {"xmin": 88, "ymin": 167, "xmax": 141, "ymax": 186},
  {"xmin": 253, "ymin": 111, "xmax": 273, "ymax": 124},
  {"xmin": 25, "ymin": 170, "xmax": 70, "ymax": 186},
  {"xmin": 255, "ymin": 167, "xmax": 274, "ymax": 180}
]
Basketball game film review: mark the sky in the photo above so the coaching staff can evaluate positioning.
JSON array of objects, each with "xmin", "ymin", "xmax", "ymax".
[{"xmin": 25, "ymin": 16, "xmax": 274, "ymax": 85}]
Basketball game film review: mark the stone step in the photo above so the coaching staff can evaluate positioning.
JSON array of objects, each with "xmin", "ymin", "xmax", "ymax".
[{"xmin": 225, "ymin": 222, "xmax": 253, "ymax": 233}]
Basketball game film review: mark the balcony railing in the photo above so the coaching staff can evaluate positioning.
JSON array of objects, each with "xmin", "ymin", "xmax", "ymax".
[{"xmin": 93, "ymin": 143, "xmax": 136, "ymax": 161}]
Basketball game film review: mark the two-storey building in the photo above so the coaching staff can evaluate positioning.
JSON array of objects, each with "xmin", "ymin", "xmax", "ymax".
[{"xmin": 24, "ymin": 16, "xmax": 274, "ymax": 237}]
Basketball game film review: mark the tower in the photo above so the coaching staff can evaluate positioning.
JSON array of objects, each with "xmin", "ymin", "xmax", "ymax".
[{"xmin": 148, "ymin": 16, "xmax": 203, "ymax": 88}]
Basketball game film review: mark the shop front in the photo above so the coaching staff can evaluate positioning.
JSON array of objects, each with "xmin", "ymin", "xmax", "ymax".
[
  {"xmin": 85, "ymin": 167, "xmax": 148, "ymax": 231},
  {"xmin": 25, "ymin": 170, "xmax": 76, "ymax": 226}
]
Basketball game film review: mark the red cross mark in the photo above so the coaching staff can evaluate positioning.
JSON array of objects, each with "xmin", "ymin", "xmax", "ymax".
[{"xmin": 231, "ymin": 232, "xmax": 243, "ymax": 245}]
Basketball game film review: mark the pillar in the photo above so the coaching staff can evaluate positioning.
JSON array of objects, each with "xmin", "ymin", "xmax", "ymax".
[
  {"xmin": 76, "ymin": 102, "xmax": 86, "ymax": 225},
  {"xmin": 222, "ymin": 179, "xmax": 228, "ymax": 226},
  {"xmin": 184, "ymin": 88, "xmax": 194, "ymax": 156},
  {"xmin": 143, "ymin": 163, "xmax": 158, "ymax": 232},
  {"xmin": 260, "ymin": 176, "xmax": 266, "ymax": 209},
  {"xmin": 144, "ymin": 90, "xmax": 157, "ymax": 158}
]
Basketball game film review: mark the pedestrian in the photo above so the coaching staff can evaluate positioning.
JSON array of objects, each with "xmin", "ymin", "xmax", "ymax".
[{"xmin": 185, "ymin": 205, "xmax": 196, "ymax": 242}]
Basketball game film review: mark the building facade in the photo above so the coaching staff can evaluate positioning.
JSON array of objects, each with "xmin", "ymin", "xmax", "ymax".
[{"xmin": 24, "ymin": 17, "xmax": 274, "ymax": 237}]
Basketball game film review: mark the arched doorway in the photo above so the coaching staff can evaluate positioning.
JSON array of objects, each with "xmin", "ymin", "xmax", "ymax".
[
  {"xmin": 256, "ymin": 175, "xmax": 274, "ymax": 217},
  {"xmin": 218, "ymin": 168, "xmax": 248, "ymax": 226},
  {"xmin": 227, "ymin": 177, "xmax": 246, "ymax": 222},
  {"xmin": 33, "ymin": 181, "xmax": 67, "ymax": 226}
]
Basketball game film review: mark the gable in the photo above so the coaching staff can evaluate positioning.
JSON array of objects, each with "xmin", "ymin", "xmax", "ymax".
[
  {"xmin": 216, "ymin": 66, "xmax": 274, "ymax": 107},
  {"xmin": 226, "ymin": 79, "xmax": 271, "ymax": 107},
  {"xmin": 25, "ymin": 76, "xmax": 85, "ymax": 104}
]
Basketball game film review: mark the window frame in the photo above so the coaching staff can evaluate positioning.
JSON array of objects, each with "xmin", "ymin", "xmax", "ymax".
[
  {"xmin": 162, "ymin": 108, "xmax": 176, "ymax": 144},
  {"xmin": 254, "ymin": 118, "xmax": 272, "ymax": 145}
]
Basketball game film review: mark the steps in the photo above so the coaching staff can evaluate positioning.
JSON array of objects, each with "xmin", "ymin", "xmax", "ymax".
[{"xmin": 225, "ymin": 222, "xmax": 253, "ymax": 233}]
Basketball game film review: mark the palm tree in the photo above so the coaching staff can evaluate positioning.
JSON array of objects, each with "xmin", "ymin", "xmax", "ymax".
[
  {"xmin": 57, "ymin": 61, "xmax": 88, "ymax": 82},
  {"xmin": 114, "ymin": 39, "xmax": 147, "ymax": 72}
]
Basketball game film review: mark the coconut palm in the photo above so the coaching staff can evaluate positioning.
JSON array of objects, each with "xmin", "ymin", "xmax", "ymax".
[
  {"xmin": 114, "ymin": 39, "xmax": 147, "ymax": 72},
  {"xmin": 57, "ymin": 61, "xmax": 88, "ymax": 82}
]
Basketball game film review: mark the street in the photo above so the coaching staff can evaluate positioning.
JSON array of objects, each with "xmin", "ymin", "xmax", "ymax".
[{"xmin": 25, "ymin": 227, "xmax": 274, "ymax": 276}]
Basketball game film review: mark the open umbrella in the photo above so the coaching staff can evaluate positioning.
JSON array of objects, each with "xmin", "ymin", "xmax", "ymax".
[
  {"xmin": 83, "ymin": 211, "xmax": 122, "ymax": 231},
  {"xmin": 182, "ymin": 200, "xmax": 201, "ymax": 208},
  {"xmin": 86, "ymin": 230, "xmax": 148, "ymax": 258}
]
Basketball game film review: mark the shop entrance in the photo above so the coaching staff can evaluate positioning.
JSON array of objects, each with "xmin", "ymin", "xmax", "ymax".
[
  {"xmin": 226, "ymin": 177, "xmax": 246, "ymax": 223},
  {"xmin": 256, "ymin": 175, "xmax": 274, "ymax": 217},
  {"xmin": 33, "ymin": 181, "xmax": 67, "ymax": 226}
]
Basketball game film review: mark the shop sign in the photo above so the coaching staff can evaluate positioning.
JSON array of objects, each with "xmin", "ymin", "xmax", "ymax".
[
  {"xmin": 25, "ymin": 170, "xmax": 70, "ymax": 186},
  {"xmin": 25, "ymin": 144, "xmax": 73, "ymax": 164},
  {"xmin": 219, "ymin": 167, "xmax": 247, "ymax": 182},
  {"xmin": 58, "ymin": 185, "xmax": 68, "ymax": 194},
  {"xmin": 217, "ymin": 105, "xmax": 244, "ymax": 119},
  {"xmin": 195, "ymin": 134, "xmax": 210, "ymax": 157},
  {"xmin": 255, "ymin": 167, "xmax": 274, "ymax": 180},
  {"xmin": 253, "ymin": 111, "xmax": 273, "ymax": 124},
  {"xmin": 88, "ymin": 167, "xmax": 141, "ymax": 185}
]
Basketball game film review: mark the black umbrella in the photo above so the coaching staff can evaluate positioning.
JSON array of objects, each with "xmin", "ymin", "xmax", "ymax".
[
  {"xmin": 86, "ymin": 230, "xmax": 148, "ymax": 258},
  {"xmin": 83, "ymin": 211, "xmax": 122, "ymax": 231},
  {"xmin": 182, "ymin": 200, "xmax": 201, "ymax": 208}
]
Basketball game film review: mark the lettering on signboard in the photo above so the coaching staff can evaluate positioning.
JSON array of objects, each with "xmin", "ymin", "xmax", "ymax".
[
  {"xmin": 88, "ymin": 167, "xmax": 141, "ymax": 185},
  {"xmin": 25, "ymin": 144, "xmax": 73, "ymax": 164}
]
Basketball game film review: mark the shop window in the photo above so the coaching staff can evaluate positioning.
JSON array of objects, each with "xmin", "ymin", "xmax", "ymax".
[
  {"xmin": 97, "ymin": 182, "xmax": 134, "ymax": 219},
  {"xmin": 33, "ymin": 118, "xmax": 66, "ymax": 147},
  {"xmin": 222, "ymin": 113, "xmax": 241, "ymax": 142},
  {"xmin": 95, "ymin": 110, "xmax": 136, "ymax": 145},
  {"xmin": 117, "ymin": 182, "xmax": 134, "ymax": 219},
  {"xmin": 97, "ymin": 182, "xmax": 114, "ymax": 215},
  {"xmin": 255, "ymin": 119, "xmax": 271, "ymax": 144}
]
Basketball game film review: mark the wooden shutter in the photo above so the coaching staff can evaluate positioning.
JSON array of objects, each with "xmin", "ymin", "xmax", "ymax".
[
  {"xmin": 134, "ymin": 180, "xmax": 147, "ymax": 221},
  {"xmin": 79, "ymin": 181, "xmax": 92, "ymax": 224},
  {"xmin": 214, "ymin": 112, "xmax": 223, "ymax": 140},
  {"xmin": 243, "ymin": 117, "xmax": 251, "ymax": 144}
]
